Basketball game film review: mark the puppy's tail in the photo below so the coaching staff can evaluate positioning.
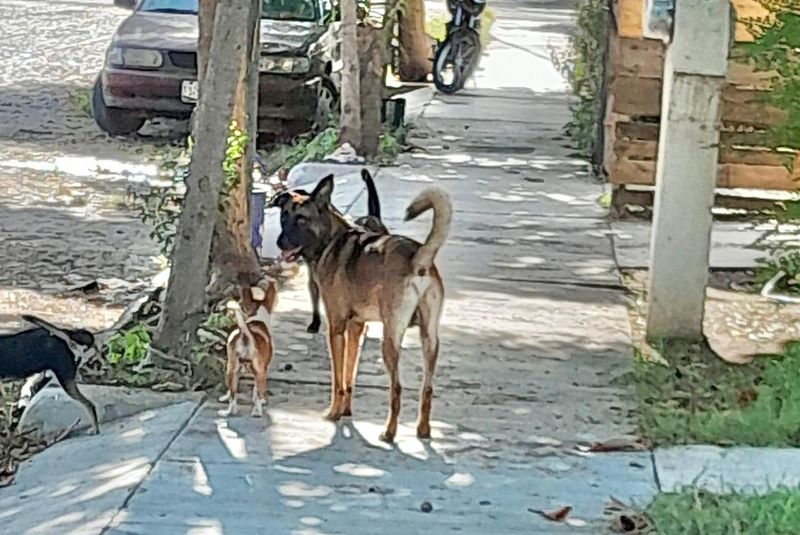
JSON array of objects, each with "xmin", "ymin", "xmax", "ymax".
[
  {"xmin": 231, "ymin": 307, "xmax": 256, "ymax": 349},
  {"xmin": 361, "ymin": 169, "xmax": 381, "ymax": 220},
  {"xmin": 404, "ymin": 187, "xmax": 452, "ymax": 270}
]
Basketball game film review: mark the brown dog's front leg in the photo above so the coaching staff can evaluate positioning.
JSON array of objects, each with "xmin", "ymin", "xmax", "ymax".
[
  {"xmin": 307, "ymin": 277, "xmax": 322, "ymax": 334},
  {"xmin": 342, "ymin": 321, "xmax": 366, "ymax": 417},
  {"xmin": 324, "ymin": 321, "xmax": 346, "ymax": 421}
]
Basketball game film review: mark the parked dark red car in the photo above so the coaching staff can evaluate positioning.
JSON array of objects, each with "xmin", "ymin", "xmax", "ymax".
[{"xmin": 93, "ymin": 0, "xmax": 341, "ymax": 136}]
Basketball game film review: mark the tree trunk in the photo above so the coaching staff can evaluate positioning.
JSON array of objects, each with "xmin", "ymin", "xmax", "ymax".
[
  {"xmin": 197, "ymin": 0, "xmax": 261, "ymax": 294},
  {"xmin": 339, "ymin": 0, "xmax": 363, "ymax": 148},
  {"xmin": 155, "ymin": 0, "xmax": 257, "ymax": 358},
  {"xmin": 397, "ymin": 0, "xmax": 432, "ymax": 82},
  {"xmin": 209, "ymin": 0, "xmax": 261, "ymax": 292},
  {"xmin": 358, "ymin": 24, "xmax": 387, "ymax": 158}
]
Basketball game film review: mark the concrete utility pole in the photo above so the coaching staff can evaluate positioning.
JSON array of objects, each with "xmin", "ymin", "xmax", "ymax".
[{"xmin": 646, "ymin": 1, "xmax": 732, "ymax": 340}]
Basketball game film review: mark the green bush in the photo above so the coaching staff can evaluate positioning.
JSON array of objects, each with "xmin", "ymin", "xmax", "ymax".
[
  {"xmin": 106, "ymin": 324, "xmax": 151, "ymax": 366},
  {"xmin": 550, "ymin": 0, "xmax": 607, "ymax": 157}
]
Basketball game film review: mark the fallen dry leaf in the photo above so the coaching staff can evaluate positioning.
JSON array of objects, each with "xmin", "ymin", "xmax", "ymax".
[
  {"xmin": 585, "ymin": 438, "xmax": 647, "ymax": 453},
  {"xmin": 528, "ymin": 505, "xmax": 572, "ymax": 522}
]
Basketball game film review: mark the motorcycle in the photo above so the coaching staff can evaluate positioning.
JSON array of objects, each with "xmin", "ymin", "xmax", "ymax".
[{"xmin": 432, "ymin": 0, "xmax": 486, "ymax": 94}]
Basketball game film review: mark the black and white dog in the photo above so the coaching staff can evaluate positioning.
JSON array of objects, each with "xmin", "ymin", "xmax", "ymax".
[{"xmin": 1, "ymin": 315, "xmax": 99, "ymax": 434}]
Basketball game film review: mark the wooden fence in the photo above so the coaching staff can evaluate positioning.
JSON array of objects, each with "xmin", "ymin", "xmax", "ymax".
[{"xmin": 605, "ymin": 0, "xmax": 799, "ymax": 197}]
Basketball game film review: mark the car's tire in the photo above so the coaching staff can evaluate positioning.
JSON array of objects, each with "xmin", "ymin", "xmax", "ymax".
[
  {"xmin": 313, "ymin": 77, "xmax": 339, "ymax": 131},
  {"xmin": 91, "ymin": 79, "xmax": 145, "ymax": 136}
]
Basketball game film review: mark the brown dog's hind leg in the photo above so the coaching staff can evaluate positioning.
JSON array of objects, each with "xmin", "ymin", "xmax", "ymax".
[
  {"xmin": 307, "ymin": 277, "xmax": 322, "ymax": 333},
  {"xmin": 324, "ymin": 320, "xmax": 347, "ymax": 421},
  {"xmin": 416, "ymin": 296, "xmax": 443, "ymax": 439},
  {"xmin": 342, "ymin": 321, "xmax": 366, "ymax": 417},
  {"xmin": 61, "ymin": 379, "xmax": 99, "ymax": 435},
  {"xmin": 379, "ymin": 334, "xmax": 402, "ymax": 443}
]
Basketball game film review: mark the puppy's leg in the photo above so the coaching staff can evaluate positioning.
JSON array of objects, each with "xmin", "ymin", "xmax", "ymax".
[
  {"xmin": 324, "ymin": 319, "xmax": 346, "ymax": 421},
  {"xmin": 250, "ymin": 342, "xmax": 271, "ymax": 418},
  {"xmin": 61, "ymin": 378, "xmax": 99, "ymax": 435},
  {"xmin": 307, "ymin": 276, "xmax": 322, "ymax": 334},
  {"xmin": 342, "ymin": 320, "xmax": 366, "ymax": 417},
  {"xmin": 221, "ymin": 351, "xmax": 239, "ymax": 416},
  {"xmin": 416, "ymin": 295, "xmax": 443, "ymax": 439}
]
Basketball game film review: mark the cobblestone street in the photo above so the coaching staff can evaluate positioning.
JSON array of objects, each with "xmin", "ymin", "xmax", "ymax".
[{"xmin": 0, "ymin": 0, "xmax": 175, "ymax": 331}]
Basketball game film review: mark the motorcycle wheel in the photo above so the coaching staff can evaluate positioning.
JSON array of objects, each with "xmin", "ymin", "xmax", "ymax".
[{"xmin": 432, "ymin": 29, "xmax": 481, "ymax": 94}]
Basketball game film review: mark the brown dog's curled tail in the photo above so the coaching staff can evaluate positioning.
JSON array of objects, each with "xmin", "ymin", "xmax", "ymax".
[{"xmin": 405, "ymin": 187, "xmax": 452, "ymax": 270}]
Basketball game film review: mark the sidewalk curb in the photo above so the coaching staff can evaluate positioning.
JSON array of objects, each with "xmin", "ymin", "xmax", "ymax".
[{"xmin": 653, "ymin": 445, "xmax": 800, "ymax": 495}]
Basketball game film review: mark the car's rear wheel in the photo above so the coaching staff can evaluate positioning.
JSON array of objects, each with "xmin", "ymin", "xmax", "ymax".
[
  {"xmin": 313, "ymin": 78, "xmax": 339, "ymax": 131},
  {"xmin": 91, "ymin": 79, "xmax": 145, "ymax": 136}
]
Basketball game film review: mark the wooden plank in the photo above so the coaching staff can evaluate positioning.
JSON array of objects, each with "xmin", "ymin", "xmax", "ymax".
[
  {"xmin": 614, "ymin": 138, "xmax": 797, "ymax": 168},
  {"xmin": 613, "ymin": 0, "xmax": 643, "ymax": 39},
  {"xmin": 732, "ymin": 0, "xmax": 770, "ymax": 42},
  {"xmin": 609, "ymin": 35, "xmax": 774, "ymax": 87},
  {"xmin": 610, "ymin": 75, "xmax": 784, "ymax": 126},
  {"xmin": 614, "ymin": 0, "xmax": 771, "ymax": 42},
  {"xmin": 615, "ymin": 120, "xmax": 776, "ymax": 147},
  {"xmin": 610, "ymin": 76, "xmax": 661, "ymax": 116},
  {"xmin": 609, "ymin": 157, "xmax": 800, "ymax": 190},
  {"xmin": 609, "ymin": 34, "xmax": 664, "ymax": 79}
]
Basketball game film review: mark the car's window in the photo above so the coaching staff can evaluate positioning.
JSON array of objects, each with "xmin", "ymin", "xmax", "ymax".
[
  {"xmin": 138, "ymin": 0, "xmax": 197, "ymax": 14},
  {"xmin": 262, "ymin": 0, "xmax": 318, "ymax": 21},
  {"xmin": 138, "ymin": 0, "xmax": 319, "ymax": 21}
]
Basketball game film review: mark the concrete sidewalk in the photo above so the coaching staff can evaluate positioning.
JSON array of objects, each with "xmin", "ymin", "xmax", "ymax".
[{"xmin": 3, "ymin": 2, "xmax": 655, "ymax": 533}]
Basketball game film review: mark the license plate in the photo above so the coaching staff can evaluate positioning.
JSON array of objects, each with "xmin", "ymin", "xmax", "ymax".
[{"xmin": 180, "ymin": 80, "xmax": 199, "ymax": 103}]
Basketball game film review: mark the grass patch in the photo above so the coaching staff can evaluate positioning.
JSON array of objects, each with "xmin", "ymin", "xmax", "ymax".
[
  {"xmin": 68, "ymin": 87, "xmax": 92, "ymax": 118},
  {"xmin": 636, "ymin": 339, "xmax": 800, "ymax": 447},
  {"xmin": 646, "ymin": 489, "xmax": 800, "ymax": 535},
  {"xmin": 425, "ymin": 8, "xmax": 495, "ymax": 47}
]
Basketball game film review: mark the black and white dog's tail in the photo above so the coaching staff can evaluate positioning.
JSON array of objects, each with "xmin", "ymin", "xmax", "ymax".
[{"xmin": 361, "ymin": 169, "xmax": 381, "ymax": 220}]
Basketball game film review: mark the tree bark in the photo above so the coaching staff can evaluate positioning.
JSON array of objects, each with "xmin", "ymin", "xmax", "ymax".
[
  {"xmin": 155, "ymin": 0, "xmax": 256, "ymax": 357},
  {"xmin": 358, "ymin": 24, "xmax": 387, "ymax": 158},
  {"xmin": 197, "ymin": 0, "xmax": 216, "ymax": 82},
  {"xmin": 339, "ymin": 0, "xmax": 363, "ymax": 148},
  {"xmin": 397, "ymin": 0, "xmax": 432, "ymax": 82}
]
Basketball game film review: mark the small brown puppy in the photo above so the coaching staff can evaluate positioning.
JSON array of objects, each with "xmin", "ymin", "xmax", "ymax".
[
  {"xmin": 220, "ymin": 280, "xmax": 277, "ymax": 417},
  {"xmin": 277, "ymin": 172, "xmax": 451, "ymax": 442}
]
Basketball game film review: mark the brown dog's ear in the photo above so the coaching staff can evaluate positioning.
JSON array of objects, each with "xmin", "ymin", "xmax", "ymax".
[{"xmin": 311, "ymin": 174, "xmax": 334, "ymax": 204}]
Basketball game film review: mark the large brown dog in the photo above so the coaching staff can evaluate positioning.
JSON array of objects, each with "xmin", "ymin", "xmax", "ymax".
[
  {"xmin": 277, "ymin": 172, "xmax": 451, "ymax": 442},
  {"xmin": 271, "ymin": 170, "xmax": 387, "ymax": 333},
  {"xmin": 220, "ymin": 280, "xmax": 277, "ymax": 417}
]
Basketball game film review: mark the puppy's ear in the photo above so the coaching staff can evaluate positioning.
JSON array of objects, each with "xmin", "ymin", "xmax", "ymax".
[
  {"xmin": 268, "ymin": 192, "xmax": 292, "ymax": 209},
  {"xmin": 311, "ymin": 174, "xmax": 334, "ymax": 204}
]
